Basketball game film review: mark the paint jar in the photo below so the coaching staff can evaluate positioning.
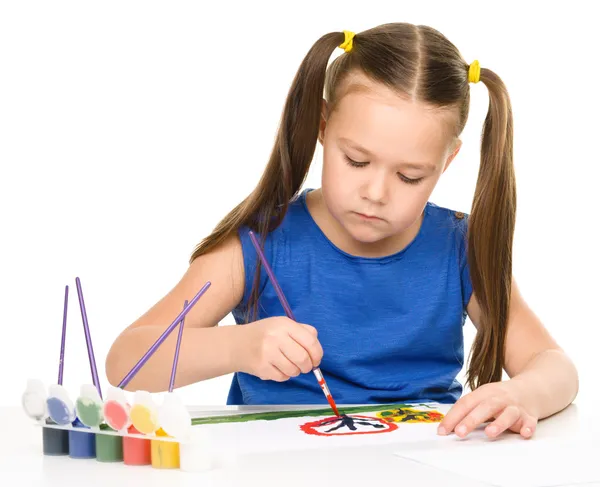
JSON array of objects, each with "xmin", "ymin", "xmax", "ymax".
[
  {"xmin": 95, "ymin": 424, "xmax": 123, "ymax": 463},
  {"xmin": 68, "ymin": 418, "xmax": 96, "ymax": 459},
  {"xmin": 178, "ymin": 428, "xmax": 214, "ymax": 472},
  {"xmin": 150, "ymin": 428, "xmax": 180, "ymax": 469},
  {"xmin": 123, "ymin": 425, "xmax": 151, "ymax": 466},
  {"xmin": 42, "ymin": 419, "xmax": 69, "ymax": 456}
]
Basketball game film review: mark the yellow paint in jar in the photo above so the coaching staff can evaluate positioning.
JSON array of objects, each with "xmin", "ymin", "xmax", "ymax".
[{"xmin": 151, "ymin": 427, "xmax": 180, "ymax": 469}]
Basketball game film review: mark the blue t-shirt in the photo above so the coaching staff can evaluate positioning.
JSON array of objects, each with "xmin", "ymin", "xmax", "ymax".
[{"xmin": 228, "ymin": 188, "xmax": 472, "ymax": 406}]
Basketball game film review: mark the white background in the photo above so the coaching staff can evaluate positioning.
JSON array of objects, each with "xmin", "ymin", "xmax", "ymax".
[{"xmin": 1, "ymin": 1, "xmax": 598, "ymax": 407}]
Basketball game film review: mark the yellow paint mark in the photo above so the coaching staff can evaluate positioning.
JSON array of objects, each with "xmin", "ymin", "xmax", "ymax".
[{"xmin": 376, "ymin": 407, "xmax": 444, "ymax": 423}]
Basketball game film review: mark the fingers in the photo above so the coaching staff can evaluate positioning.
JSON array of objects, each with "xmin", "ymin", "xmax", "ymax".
[
  {"xmin": 263, "ymin": 363, "xmax": 290, "ymax": 382},
  {"xmin": 505, "ymin": 411, "xmax": 536, "ymax": 437},
  {"xmin": 518, "ymin": 414, "xmax": 537, "ymax": 439},
  {"xmin": 279, "ymin": 338, "xmax": 313, "ymax": 374},
  {"xmin": 288, "ymin": 324, "xmax": 324, "ymax": 368},
  {"xmin": 453, "ymin": 398, "xmax": 507, "ymax": 438},
  {"xmin": 475, "ymin": 404, "xmax": 519, "ymax": 438},
  {"xmin": 437, "ymin": 388, "xmax": 487, "ymax": 435},
  {"xmin": 270, "ymin": 351, "xmax": 301, "ymax": 379},
  {"xmin": 437, "ymin": 381, "xmax": 539, "ymax": 440},
  {"xmin": 441, "ymin": 398, "xmax": 537, "ymax": 440}
]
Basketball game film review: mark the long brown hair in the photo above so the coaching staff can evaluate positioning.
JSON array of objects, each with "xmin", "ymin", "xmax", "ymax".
[{"xmin": 190, "ymin": 23, "xmax": 516, "ymax": 392}]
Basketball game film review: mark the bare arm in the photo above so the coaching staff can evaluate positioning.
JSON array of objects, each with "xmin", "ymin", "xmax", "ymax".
[
  {"xmin": 438, "ymin": 277, "xmax": 578, "ymax": 438},
  {"xmin": 467, "ymin": 277, "xmax": 579, "ymax": 419},
  {"xmin": 105, "ymin": 234, "xmax": 246, "ymax": 392}
]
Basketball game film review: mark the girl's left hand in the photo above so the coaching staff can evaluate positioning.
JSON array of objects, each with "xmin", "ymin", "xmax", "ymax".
[{"xmin": 437, "ymin": 379, "xmax": 539, "ymax": 439}]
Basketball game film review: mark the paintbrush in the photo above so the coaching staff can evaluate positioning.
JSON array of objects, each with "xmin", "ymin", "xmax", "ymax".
[
  {"xmin": 76, "ymin": 277, "xmax": 102, "ymax": 399},
  {"xmin": 117, "ymin": 282, "xmax": 211, "ymax": 389},
  {"xmin": 157, "ymin": 299, "xmax": 193, "ymax": 440},
  {"xmin": 169, "ymin": 300, "xmax": 187, "ymax": 392},
  {"xmin": 58, "ymin": 284, "xmax": 69, "ymax": 386},
  {"xmin": 247, "ymin": 230, "xmax": 341, "ymax": 416}
]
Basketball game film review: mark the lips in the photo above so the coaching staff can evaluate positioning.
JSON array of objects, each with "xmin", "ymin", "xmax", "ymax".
[{"xmin": 355, "ymin": 212, "xmax": 383, "ymax": 221}]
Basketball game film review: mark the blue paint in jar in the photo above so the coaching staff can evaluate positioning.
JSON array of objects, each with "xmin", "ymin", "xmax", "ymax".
[{"xmin": 68, "ymin": 418, "xmax": 96, "ymax": 459}]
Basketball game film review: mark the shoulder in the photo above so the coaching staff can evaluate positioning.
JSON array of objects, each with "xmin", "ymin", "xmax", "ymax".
[
  {"xmin": 426, "ymin": 201, "xmax": 469, "ymax": 226},
  {"xmin": 237, "ymin": 190, "xmax": 309, "ymax": 250},
  {"xmin": 425, "ymin": 201, "xmax": 469, "ymax": 247},
  {"xmin": 424, "ymin": 202, "xmax": 472, "ymax": 306},
  {"xmin": 235, "ymin": 191, "xmax": 312, "ymax": 304}
]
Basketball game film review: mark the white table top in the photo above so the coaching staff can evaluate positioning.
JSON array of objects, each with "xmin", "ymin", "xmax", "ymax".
[{"xmin": 3, "ymin": 401, "xmax": 599, "ymax": 487}]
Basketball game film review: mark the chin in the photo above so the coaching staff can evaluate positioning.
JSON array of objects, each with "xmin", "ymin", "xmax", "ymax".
[{"xmin": 345, "ymin": 224, "xmax": 389, "ymax": 244}]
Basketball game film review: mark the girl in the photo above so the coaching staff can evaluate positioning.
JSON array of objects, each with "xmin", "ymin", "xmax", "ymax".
[{"xmin": 106, "ymin": 23, "xmax": 578, "ymax": 439}]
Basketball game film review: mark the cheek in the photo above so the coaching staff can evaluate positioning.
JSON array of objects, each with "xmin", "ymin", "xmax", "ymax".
[
  {"xmin": 389, "ymin": 183, "xmax": 435, "ymax": 225},
  {"xmin": 322, "ymin": 151, "xmax": 352, "ymax": 195}
]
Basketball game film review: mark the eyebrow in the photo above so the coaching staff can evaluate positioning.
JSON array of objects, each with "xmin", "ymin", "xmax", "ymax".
[{"xmin": 339, "ymin": 137, "xmax": 438, "ymax": 172}]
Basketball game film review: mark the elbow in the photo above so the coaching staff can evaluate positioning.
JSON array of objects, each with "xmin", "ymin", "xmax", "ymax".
[
  {"xmin": 104, "ymin": 329, "xmax": 168, "ymax": 394},
  {"xmin": 567, "ymin": 352, "xmax": 580, "ymax": 404},
  {"xmin": 104, "ymin": 332, "xmax": 139, "ymax": 392},
  {"xmin": 104, "ymin": 342, "xmax": 125, "ymax": 390}
]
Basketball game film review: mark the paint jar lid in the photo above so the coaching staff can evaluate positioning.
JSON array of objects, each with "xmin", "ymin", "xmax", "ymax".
[
  {"xmin": 22, "ymin": 378, "xmax": 47, "ymax": 420},
  {"xmin": 47, "ymin": 384, "xmax": 76, "ymax": 425},
  {"xmin": 75, "ymin": 390, "xmax": 104, "ymax": 428},
  {"xmin": 134, "ymin": 390, "xmax": 154, "ymax": 408},
  {"xmin": 104, "ymin": 398, "xmax": 131, "ymax": 431},
  {"xmin": 106, "ymin": 386, "xmax": 128, "ymax": 405},
  {"xmin": 80, "ymin": 383, "xmax": 102, "ymax": 402},
  {"xmin": 48, "ymin": 384, "xmax": 72, "ymax": 405},
  {"xmin": 26, "ymin": 378, "xmax": 46, "ymax": 395},
  {"xmin": 159, "ymin": 392, "xmax": 191, "ymax": 439}
]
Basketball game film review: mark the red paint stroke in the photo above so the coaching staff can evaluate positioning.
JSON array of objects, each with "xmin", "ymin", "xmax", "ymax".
[{"xmin": 300, "ymin": 415, "xmax": 399, "ymax": 437}]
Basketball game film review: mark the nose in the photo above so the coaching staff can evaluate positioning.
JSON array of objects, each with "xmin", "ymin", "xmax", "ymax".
[{"xmin": 361, "ymin": 170, "xmax": 388, "ymax": 204}]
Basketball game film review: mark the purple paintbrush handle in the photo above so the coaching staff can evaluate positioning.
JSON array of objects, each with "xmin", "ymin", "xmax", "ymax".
[
  {"xmin": 247, "ymin": 231, "xmax": 295, "ymax": 320},
  {"xmin": 118, "ymin": 282, "xmax": 211, "ymax": 389},
  {"xmin": 76, "ymin": 277, "xmax": 102, "ymax": 399},
  {"xmin": 58, "ymin": 285, "xmax": 69, "ymax": 386},
  {"xmin": 169, "ymin": 300, "xmax": 187, "ymax": 392}
]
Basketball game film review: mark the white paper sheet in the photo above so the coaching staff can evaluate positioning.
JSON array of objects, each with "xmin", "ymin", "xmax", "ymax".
[{"xmin": 395, "ymin": 435, "xmax": 600, "ymax": 487}]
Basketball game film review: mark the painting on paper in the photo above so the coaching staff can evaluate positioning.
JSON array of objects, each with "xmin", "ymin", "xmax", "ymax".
[{"xmin": 188, "ymin": 402, "xmax": 451, "ymax": 456}]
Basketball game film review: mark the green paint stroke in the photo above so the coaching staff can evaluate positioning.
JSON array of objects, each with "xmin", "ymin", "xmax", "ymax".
[{"xmin": 191, "ymin": 403, "xmax": 437, "ymax": 426}]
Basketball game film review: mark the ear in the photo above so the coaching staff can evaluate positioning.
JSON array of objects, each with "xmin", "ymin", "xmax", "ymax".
[
  {"xmin": 443, "ymin": 139, "xmax": 462, "ymax": 173},
  {"xmin": 318, "ymin": 99, "xmax": 328, "ymax": 145}
]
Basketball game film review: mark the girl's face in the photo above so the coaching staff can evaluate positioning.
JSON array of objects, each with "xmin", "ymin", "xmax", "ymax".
[{"xmin": 319, "ymin": 74, "xmax": 461, "ymax": 247}]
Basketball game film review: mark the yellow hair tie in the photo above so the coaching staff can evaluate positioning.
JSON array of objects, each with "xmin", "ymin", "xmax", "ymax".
[
  {"xmin": 339, "ymin": 30, "xmax": 355, "ymax": 53},
  {"xmin": 468, "ymin": 60, "xmax": 481, "ymax": 83}
]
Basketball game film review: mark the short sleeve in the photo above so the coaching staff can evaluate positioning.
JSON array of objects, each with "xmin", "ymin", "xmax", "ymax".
[{"xmin": 456, "ymin": 213, "xmax": 473, "ymax": 309}]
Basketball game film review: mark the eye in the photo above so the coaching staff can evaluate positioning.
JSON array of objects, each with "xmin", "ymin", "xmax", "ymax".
[
  {"xmin": 345, "ymin": 154, "xmax": 424, "ymax": 185},
  {"xmin": 344, "ymin": 155, "xmax": 368, "ymax": 167},
  {"xmin": 398, "ymin": 174, "xmax": 424, "ymax": 185}
]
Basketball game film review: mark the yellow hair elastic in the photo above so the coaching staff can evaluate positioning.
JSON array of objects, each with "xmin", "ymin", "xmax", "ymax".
[
  {"xmin": 468, "ymin": 60, "xmax": 481, "ymax": 83},
  {"xmin": 339, "ymin": 30, "xmax": 355, "ymax": 53}
]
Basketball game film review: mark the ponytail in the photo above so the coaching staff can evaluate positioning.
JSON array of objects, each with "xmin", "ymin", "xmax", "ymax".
[
  {"xmin": 190, "ymin": 32, "xmax": 346, "ymax": 320},
  {"xmin": 466, "ymin": 68, "xmax": 516, "ymax": 390}
]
